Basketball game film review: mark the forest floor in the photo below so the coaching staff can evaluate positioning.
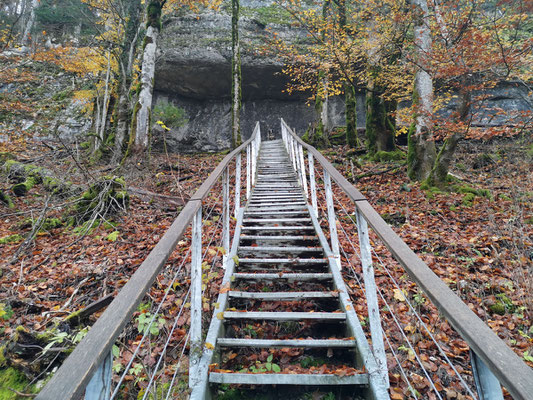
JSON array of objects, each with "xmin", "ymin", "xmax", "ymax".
[{"xmin": 0, "ymin": 135, "xmax": 532, "ymax": 398}]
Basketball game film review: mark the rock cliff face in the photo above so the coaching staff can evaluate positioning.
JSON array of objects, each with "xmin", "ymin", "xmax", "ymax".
[
  {"xmin": 154, "ymin": 2, "xmax": 361, "ymax": 152},
  {"xmin": 154, "ymin": 2, "xmax": 531, "ymax": 152}
]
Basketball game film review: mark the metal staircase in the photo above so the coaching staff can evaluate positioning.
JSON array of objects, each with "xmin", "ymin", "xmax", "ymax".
[
  {"xmin": 37, "ymin": 121, "xmax": 533, "ymax": 400},
  {"xmin": 191, "ymin": 139, "xmax": 389, "ymax": 399}
]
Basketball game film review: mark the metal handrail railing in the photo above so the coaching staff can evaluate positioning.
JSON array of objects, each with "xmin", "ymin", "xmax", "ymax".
[
  {"xmin": 280, "ymin": 118, "xmax": 533, "ymax": 400},
  {"xmin": 36, "ymin": 124, "xmax": 261, "ymax": 399}
]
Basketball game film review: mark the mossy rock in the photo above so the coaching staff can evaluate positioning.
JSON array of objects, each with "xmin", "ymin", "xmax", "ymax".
[
  {"xmin": 41, "ymin": 218, "xmax": 63, "ymax": 232},
  {"xmin": 0, "ymin": 190, "xmax": 14, "ymax": 208},
  {"xmin": 489, "ymin": 302, "xmax": 506, "ymax": 315},
  {"xmin": 11, "ymin": 176, "xmax": 38, "ymax": 196},
  {"xmin": 372, "ymin": 150, "xmax": 405, "ymax": 162},
  {"xmin": 454, "ymin": 185, "xmax": 492, "ymax": 200}
]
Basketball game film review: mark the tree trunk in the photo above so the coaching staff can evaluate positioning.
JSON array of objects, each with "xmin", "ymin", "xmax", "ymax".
[
  {"xmin": 113, "ymin": 0, "xmax": 142, "ymax": 163},
  {"xmin": 407, "ymin": 0, "xmax": 436, "ymax": 181},
  {"xmin": 94, "ymin": 51, "xmax": 112, "ymax": 154},
  {"xmin": 231, "ymin": 0, "xmax": 241, "ymax": 148},
  {"xmin": 134, "ymin": 25, "xmax": 158, "ymax": 152},
  {"xmin": 365, "ymin": 77, "xmax": 396, "ymax": 153},
  {"xmin": 133, "ymin": 0, "xmax": 165, "ymax": 154},
  {"xmin": 21, "ymin": 0, "xmax": 38, "ymax": 47},
  {"xmin": 426, "ymin": 85, "xmax": 470, "ymax": 186},
  {"xmin": 345, "ymin": 84, "xmax": 358, "ymax": 147}
]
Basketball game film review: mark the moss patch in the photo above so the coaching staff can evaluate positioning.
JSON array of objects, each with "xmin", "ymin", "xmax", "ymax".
[
  {"xmin": 372, "ymin": 149, "xmax": 406, "ymax": 162},
  {"xmin": 0, "ymin": 234, "xmax": 23, "ymax": 245},
  {"xmin": 0, "ymin": 190, "xmax": 14, "ymax": 208},
  {"xmin": 0, "ymin": 367, "xmax": 35, "ymax": 399}
]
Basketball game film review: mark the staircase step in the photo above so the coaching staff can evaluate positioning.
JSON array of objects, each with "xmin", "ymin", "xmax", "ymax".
[
  {"xmin": 238, "ymin": 258, "xmax": 327, "ymax": 264},
  {"xmin": 209, "ymin": 372, "xmax": 368, "ymax": 385},
  {"xmin": 233, "ymin": 273, "xmax": 332, "ymax": 281},
  {"xmin": 240, "ymin": 235, "xmax": 317, "ymax": 240},
  {"xmin": 242, "ymin": 226, "xmax": 315, "ymax": 231},
  {"xmin": 243, "ymin": 218, "xmax": 311, "ymax": 223},
  {"xmin": 244, "ymin": 210, "xmax": 308, "ymax": 215},
  {"xmin": 228, "ymin": 291, "xmax": 337, "ymax": 300},
  {"xmin": 247, "ymin": 204, "xmax": 307, "ymax": 210},
  {"xmin": 223, "ymin": 311, "xmax": 346, "ymax": 321},
  {"xmin": 217, "ymin": 338, "xmax": 356, "ymax": 348},
  {"xmin": 238, "ymin": 246, "xmax": 322, "ymax": 252}
]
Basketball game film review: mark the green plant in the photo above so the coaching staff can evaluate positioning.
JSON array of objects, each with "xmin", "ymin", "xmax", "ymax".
[
  {"xmin": 0, "ymin": 304, "xmax": 13, "ymax": 320},
  {"xmin": 153, "ymin": 101, "xmax": 188, "ymax": 128},
  {"xmin": 43, "ymin": 331, "xmax": 69, "ymax": 353},
  {"xmin": 242, "ymin": 324, "xmax": 257, "ymax": 338},
  {"xmin": 523, "ymin": 351, "xmax": 533, "ymax": 362},
  {"xmin": 241, "ymin": 354, "xmax": 281, "ymax": 373}
]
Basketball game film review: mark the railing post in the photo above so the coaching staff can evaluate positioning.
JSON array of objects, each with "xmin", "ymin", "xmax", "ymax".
[
  {"xmin": 471, "ymin": 350, "xmax": 504, "ymax": 400},
  {"xmin": 223, "ymin": 168, "xmax": 230, "ymax": 264},
  {"xmin": 235, "ymin": 153, "xmax": 241, "ymax": 218},
  {"xmin": 308, "ymin": 153, "xmax": 318, "ymax": 218},
  {"xmin": 298, "ymin": 144, "xmax": 308, "ymax": 198},
  {"xmin": 251, "ymin": 140, "xmax": 256, "ymax": 187},
  {"xmin": 290, "ymin": 136, "xmax": 297, "ymax": 171},
  {"xmin": 84, "ymin": 350, "xmax": 112, "ymax": 400},
  {"xmin": 355, "ymin": 209, "xmax": 389, "ymax": 388},
  {"xmin": 323, "ymin": 169, "xmax": 340, "ymax": 267},
  {"xmin": 246, "ymin": 144, "xmax": 251, "ymax": 199},
  {"xmin": 294, "ymin": 141, "xmax": 303, "ymax": 186},
  {"xmin": 189, "ymin": 206, "xmax": 202, "ymax": 388}
]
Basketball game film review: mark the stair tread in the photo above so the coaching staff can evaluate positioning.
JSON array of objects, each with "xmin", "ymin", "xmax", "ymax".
[
  {"xmin": 238, "ymin": 246, "xmax": 322, "ymax": 251},
  {"xmin": 228, "ymin": 291, "xmax": 337, "ymax": 299},
  {"xmin": 209, "ymin": 372, "xmax": 368, "ymax": 385},
  {"xmin": 217, "ymin": 338, "xmax": 356, "ymax": 348},
  {"xmin": 242, "ymin": 225, "xmax": 314, "ymax": 229},
  {"xmin": 238, "ymin": 258, "xmax": 327, "ymax": 263},
  {"xmin": 243, "ymin": 218, "xmax": 311, "ymax": 223},
  {"xmin": 240, "ymin": 235, "xmax": 317, "ymax": 240},
  {"xmin": 233, "ymin": 273, "xmax": 332, "ymax": 281},
  {"xmin": 223, "ymin": 311, "xmax": 346, "ymax": 320}
]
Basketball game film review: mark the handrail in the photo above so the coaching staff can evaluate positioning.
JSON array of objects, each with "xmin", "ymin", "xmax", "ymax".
[
  {"xmin": 36, "ymin": 124, "xmax": 260, "ymax": 400},
  {"xmin": 280, "ymin": 118, "xmax": 533, "ymax": 400}
]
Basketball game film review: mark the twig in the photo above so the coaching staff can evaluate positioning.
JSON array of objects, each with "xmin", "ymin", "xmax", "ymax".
[
  {"xmin": 59, "ymin": 277, "xmax": 90, "ymax": 312},
  {"xmin": 128, "ymin": 186, "xmax": 187, "ymax": 207},
  {"xmin": 7, "ymin": 388, "xmax": 36, "ymax": 398},
  {"xmin": 354, "ymin": 163, "xmax": 406, "ymax": 181},
  {"xmin": 17, "ymin": 259, "xmax": 24, "ymax": 288}
]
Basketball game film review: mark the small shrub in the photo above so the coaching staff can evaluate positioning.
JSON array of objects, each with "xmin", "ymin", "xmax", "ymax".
[{"xmin": 152, "ymin": 101, "xmax": 188, "ymax": 128}]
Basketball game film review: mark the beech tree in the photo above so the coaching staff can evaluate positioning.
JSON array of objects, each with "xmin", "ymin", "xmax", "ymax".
[
  {"xmin": 406, "ymin": 0, "xmax": 531, "ymax": 186},
  {"xmin": 271, "ymin": 0, "xmax": 411, "ymax": 152}
]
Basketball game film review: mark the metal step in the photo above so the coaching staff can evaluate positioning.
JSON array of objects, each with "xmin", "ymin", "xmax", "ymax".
[
  {"xmin": 241, "ymin": 226, "xmax": 315, "ymax": 231},
  {"xmin": 209, "ymin": 373, "xmax": 368, "ymax": 385},
  {"xmin": 238, "ymin": 258, "xmax": 327, "ymax": 264},
  {"xmin": 243, "ymin": 218, "xmax": 311, "ymax": 223},
  {"xmin": 233, "ymin": 273, "xmax": 332, "ymax": 281},
  {"xmin": 238, "ymin": 246, "xmax": 322, "ymax": 252},
  {"xmin": 240, "ymin": 235, "xmax": 317, "ymax": 241},
  {"xmin": 247, "ymin": 203, "xmax": 307, "ymax": 209},
  {"xmin": 223, "ymin": 311, "xmax": 346, "ymax": 321},
  {"xmin": 244, "ymin": 210, "xmax": 308, "ymax": 215},
  {"xmin": 228, "ymin": 291, "xmax": 337, "ymax": 300},
  {"xmin": 217, "ymin": 338, "xmax": 356, "ymax": 348}
]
